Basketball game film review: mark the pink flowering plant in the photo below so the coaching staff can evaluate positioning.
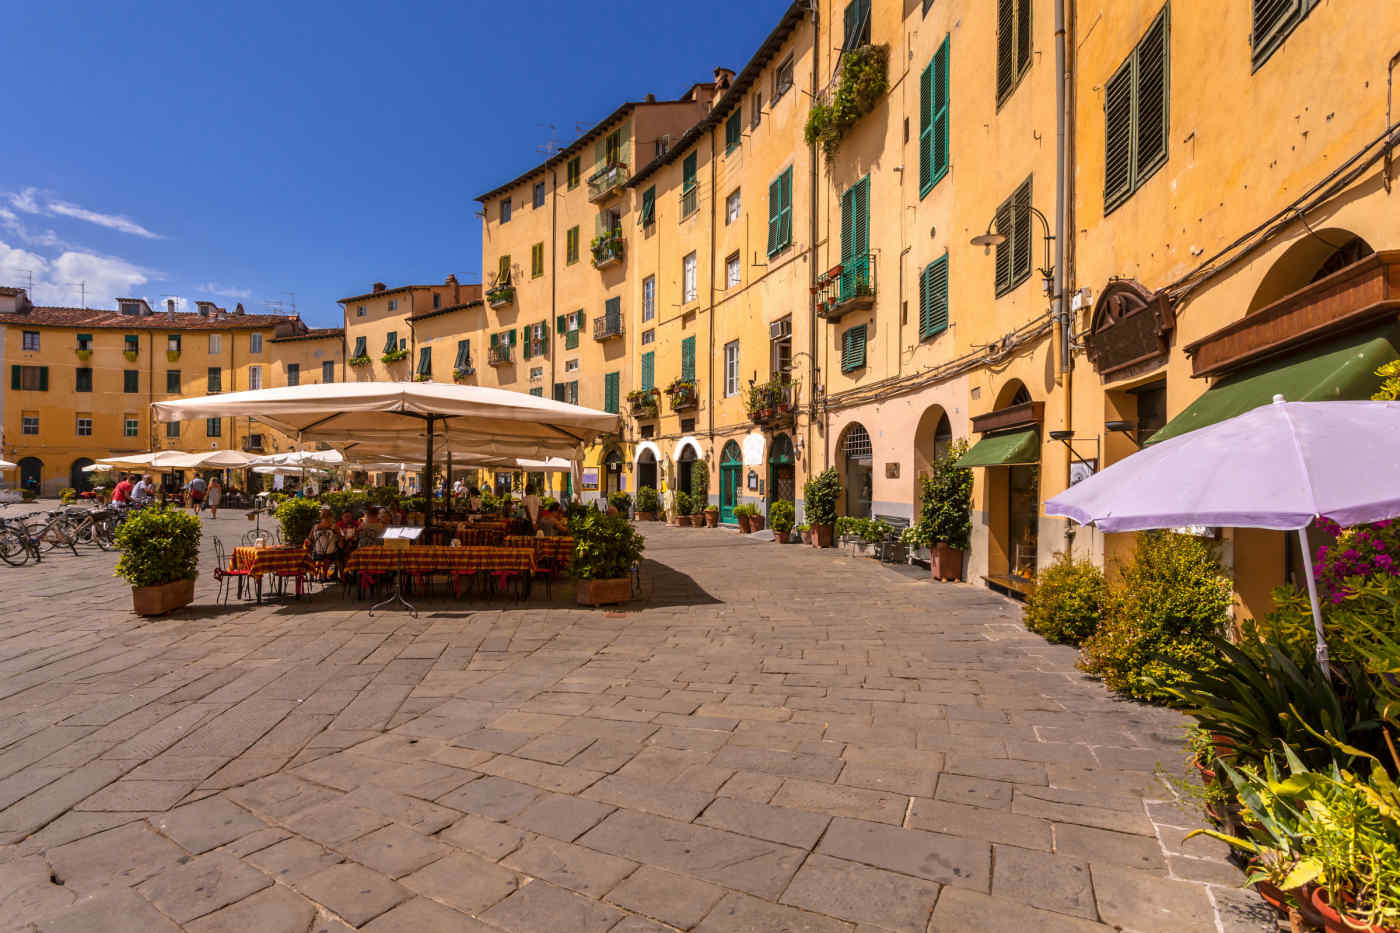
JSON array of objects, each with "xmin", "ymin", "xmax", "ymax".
[{"xmin": 1312, "ymin": 517, "xmax": 1400, "ymax": 604}]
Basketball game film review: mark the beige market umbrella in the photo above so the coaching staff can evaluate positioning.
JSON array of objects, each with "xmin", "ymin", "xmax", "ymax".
[{"xmin": 0, "ymin": 459, "xmax": 15, "ymax": 471}]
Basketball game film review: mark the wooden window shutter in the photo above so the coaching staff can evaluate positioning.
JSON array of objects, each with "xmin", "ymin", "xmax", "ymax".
[
  {"xmin": 681, "ymin": 336, "xmax": 695, "ymax": 382},
  {"xmin": 683, "ymin": 152, "xmax": 697, "ymax": 189},
  {"xmin": 1134, "ymin": 8, "xmax": 1169, "ymax": 182},
  {"xmin": 726, "ymin": 111, "xmax": 741, "ymax": 153},
  {"xmin": 1012, "ymin": 179, "xmax": 1032, "ymax": 284},
  {"xmin": 498, "ymin": 255, "xmax": 510, "ymax": 282},
  {"xmin": 557, "ymin": 314, "xmax": 567, "ymax": 335},
  {"xmin": 1103, "ymin": 59, "xmax": 1135, "ymax": 209},
  {"xmin": 605, "ymin": 372, "xmax": 619, "ymax": 413},
  {"xmin": 995, "ymin": 0, "xmax": 1014, "ymax": 102},
  {"xmin": 39, "ymin": 366, "xmax": 48, "ymax": 392},
  {"xmin": 553, "ymin": 383, "xmax": 566, "ymax": 402},
  {"xmin": 843, "ymin": 0, "xmax": 857, "ymax": 50},
  {"xmin": 641, "ymin": 187, "xmax": 655, "ymax": 226},
  {"xmin": 1016, "ymin": 0, "xmax": 1032, "ymax": 77},
  {"xmin": 641, "ymin": 351, "xmax": 654, "ymax": 390},
  {"xmin": 918, "ymin": 58, "xmax": 934, "ymax": 194},
  {"xmin": 841, "ymin": 326, "xmax": 867, "ymax": 372},
  {"xmin": 490, "ymin": 333, "xmax": 499, "ymax": 350},
  {"xmin": 509, "ymin": 329, "xmax": 517, "ymax": 347},
  {"xmin": 853, "ymin": 177, "xmax": 868, "ymax": 258},
  {"xmin": 1252, "ymin": 0, "xmax": 1309, "ymax": 67},
  {"xmin": 10, "ymin": 365, "xmax": 18, "ymax": 390},
  {"xmin": 931, "ymin": 38, "xmax": 950, "ymax": 185},
  {"xmin": 522, "ymin": 328, "xmax": 532, "ymax": 360},
  {"xmin": 417, "ymin": 347, "xmax": 431, "ymax": 375},
  {"xmin": 993, "ymin": 197, "xmax": 1013, "ymax": 295},
  {"xmin": 840, "ymin": 186, "xmax": 854, "ymax": 264},
  {"xmin": 920, "ymin": 255, "xmax": 949, "ymax": 339},
  {"xmin": 767, "ymin": 176, "xmax": 782, "ymax": 255}
]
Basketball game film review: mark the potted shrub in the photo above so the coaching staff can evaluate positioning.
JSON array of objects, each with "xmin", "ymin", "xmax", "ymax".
[
  {"xmin": 1024, "ymin": 554, "xmax": 1108, "ymax": 645},
  {"xmin": 703, "ymin": 504, "xmax": 719, "ymax": 527},
  {"xmin": 769, "ymin": 500, "xmax": 795, "ymax": 543},
  {"xmin": 573, "ymin": 510, "xmax": 645, "ymax": 606},
  {"xmin": 608, "ymin": 491, "xmax": 632, "ymax": 518},
  {"xmin": 673, "ymin": 491, "xmax": 693, "ymax": 526},
  {"xmin": 919, "ymin": 442, "xmax": 973, "ymax": 580},
  {"xmin": 275, "ymin": 498, "xmax": 321, "ymax": 550},
  {"xmin": 748, "ymin": 508, "xmax": 765, "ymax": 532},
  {"xmin": 734, "ymin": 504, "xmax": 754, "ymax": 534},
  {"xmin": 635, "ymin": 486, "xmax": 660, "ymax": 521},
  {"xmin": 803, "ymin": 468, "xmax": 840, "ymax": 547},
  {"xmin": 114, "ymin": 507, "xmax": 201, "ymax": 615},
  {"xmin": 688, "ymin": 495, "xmax": 706, "ymax": 525}
]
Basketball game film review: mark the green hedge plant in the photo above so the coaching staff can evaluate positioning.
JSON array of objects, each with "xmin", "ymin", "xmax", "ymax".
[
  {"xmin": 674, "ymin": 491, "xmax": 693, "ymax": 517},
  {"xmin": 917, "ymin": 440, "xmax": 972, "ymax": 550},
  {"xmin": 608, "ymin": 491, "xmax": 632, "ymax": 515},
  {"xmin": 804, "ymin": 44, "xmax": 889, "ymax": 162},
  {"xmin": 769, "ymin": 500, "xmax": 795, "ymax": 535},
  {"xmin": 114, "ymin": 506, "xmax": 201, "ymax": 588},
  {"xmin": 803, "ymin": 468, "xmax": 841, "ymax": 527},
  {"xmin": 635, "ymin": 486, "xmax": 660, "ymax": 514},
  {"xmin": 1079, "ymin": 531, "xmax": 1232, "ymax": 703},
  {"xmin": 1024, "ymin": 553, "xmax": 1109, "ymax": 646},
  {"xmin": 572, "ymin": 510, "xmax": 645, "ymax": 580},
  {"xmin": 275, "ymin": 499, "xmax": 322, "ymax": 548}
]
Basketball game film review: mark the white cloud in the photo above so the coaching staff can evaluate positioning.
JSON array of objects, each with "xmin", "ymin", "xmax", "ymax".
[
  {"xmin": 196, "ymin": 281, "xmax": 253, "ymax": 299},
  {"xmin": 0, "ymin": 238, "xmax": 154, "ymax": 307},
  {"xmin": 7, "ymin": 186, "xmax": 162, "ymax": 239}
]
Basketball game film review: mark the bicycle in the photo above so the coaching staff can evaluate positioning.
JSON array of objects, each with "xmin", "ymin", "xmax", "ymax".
[
  {"xmin": 60, "ymin": 507, "xmax": 117, "ymax": 550},
  {"xmin": 0, "ymin": 518, "xmax": 36, "ymax": 566},
  {"xmin": 18, "ymin": 511, "xmax": 78, "ymax": 558}
]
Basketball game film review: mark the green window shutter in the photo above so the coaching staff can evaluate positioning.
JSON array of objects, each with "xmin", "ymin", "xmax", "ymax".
[
  {"xmin": 353, "ymin": 336, "xmax": 366, "ymax": 357},
  {"xmin": 553, "ymin": 383, "xmax": 566, "ymax": 402},
  {"xmin": 681, "ymin": 336, "xmax": 696, "ymax": 382},
  {"xmin": 996, "ymin": 0, "xmax": 1014, "ymax": 102},
  {"xmin": 1012, "ymin": 178, "xmax": 1032, "ymax": 284},
  {"xmin": 725, "ymin": 111, "xmax": 741, "ymax": 154},
  {"xmin": 779, "ymin": 168, "xmax": 792, "ymax": 251},
  {"xmin": 604, "ymin": 372, "xmax": 619, "ymax": 413},
  {"xmin": 490, "ymin": 332, "xmax": 499, "ymax": 350},
  {"xmin": 641, "ymin": 351, "xmax": 654, "ymax": 391},
  {"xmin": 920, "ymin": 255, "xmax": 950, "ymax": 339},
  {"xmin": 577, "ymin": 311, "xmax": 587, "ymax": 330},
  {"xmin": 39, "ymin": 366, "xmax": 49, "ymax": 392},
  {"xmin": 843, "ymin": 0, "xmax": 857, "ymax": 49},
  {"xmin": 767, "ymin": 176, "xmax": 782, "ymax": 255},
  {"xmin": 840, "ymin": 326, "xmax": 867, "ymax": 373},
  {"xmin": 10, "ymin": 366, "xmax": 18, "ymax": 390},
  {"xmin": 682, "ymin": 152, "xmax": 697, "ymax": 189},
  {"xmin": 1016, "ymin": 0, "xmax": 1031, "ymax": 77},
  {"xmin": 641, "ymin": 187, "xmax": 655, "ymax": 226},
  {"xmin": 1103, "ymin": 59, "xmax": 1134, "ymax": 209},
  {"xmin": 840, "ymin": 186, "xmax": 854, "ymax": 264},
  {"xmin": 509, "ymin": 329, "xmax": 517, "ymax": 347},
  {"xmin": 454, "ymin": 340, "xmax": 468, "ymax": 369},
  {"xmin": 522, "ymin": 330, "xmax": 532, "ymax": 360},
  {"xmin": 417, "ymin": 347, "xmax": 431, "ymax": 375},
  {"xmin": 918, "ymin": 58, "xmax": 934, "ymax": 195},
  {"xmin": 931, "ymin": 38, "xmax": 950, "ymax": 187},
  {"xmin": 557, "ymin": 314, "xmax": 566, "ymax": 335},
  {"xmin": 384, "ymin": 331, "xmax": 397, "ymax": 353}
]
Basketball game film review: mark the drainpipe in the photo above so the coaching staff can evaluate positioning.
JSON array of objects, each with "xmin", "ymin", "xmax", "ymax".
[
  {"xmin": 1054, "ymin": 0, "xmax": 1075, "ymax": 554},
  {"xmin": 147, "ymin": 332, "xmax": 154, "ymax": 449},
  {"xmin": 808, "ymin": 1, "xmax": 823, "ymax": 482},
  {"xmin": 707, "ymin": 126, "xmax": 718, "ymax": 501},
  {"xmin": 550, "ymin": 170, "xmax": 558, "ymax": 401}
]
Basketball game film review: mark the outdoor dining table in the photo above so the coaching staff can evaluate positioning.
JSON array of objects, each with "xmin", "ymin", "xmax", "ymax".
[
  {"xmin": 344, "ymin": 544, "xmax": 539, "ymax": 598},
  {"xmin": 451, "ymin": 524, "xmax": 507, "ymax": 546},
  {"xmin": 503, "ymin": 535, "xmax": 574, "ymax": 568},
  {"xmin": 229, "ymin": 545, "xmax": 311, "ymax": 604}
]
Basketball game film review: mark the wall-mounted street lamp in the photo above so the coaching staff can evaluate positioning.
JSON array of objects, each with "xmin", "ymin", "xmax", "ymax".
[
  {"xmin": 1104, "ymin": 420, "xmax": 1140, "ymax": 448},
  {"xmin": 1048, "ymin": 430, "xmax": 1100, "ymax": 480},
  {"xmin": 970, "ymin": 205, "xmax": 1056, "ymax": 297}
]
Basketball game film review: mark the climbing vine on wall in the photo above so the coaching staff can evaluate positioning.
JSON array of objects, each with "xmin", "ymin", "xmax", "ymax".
[{"xmin": 804, "ymin": 44, "xmax": 889, "ymax": 163}]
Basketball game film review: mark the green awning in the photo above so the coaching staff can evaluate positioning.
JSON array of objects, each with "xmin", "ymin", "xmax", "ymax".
[
  {"xmin": 1148, "ymin": 324, "xmax": 1400, "ymax": 444},
  {"xmin": 955, "ymin": 427, "xmax": 1041, "ymax": 468}
]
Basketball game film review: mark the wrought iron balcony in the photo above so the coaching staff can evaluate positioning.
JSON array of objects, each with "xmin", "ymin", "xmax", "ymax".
[
  {"xmin": 666, "ymin": 380, "xmax": 698, "ymax": 412},
  {"xmin": 486, "ymin": 281, "xmax": 514, "ymax": 308},
  {"xmin": 587, "ymin": 162, "xmax": 628, "ymax": 202},
  {"xmin": 593, "ymin": 312, "xmax": 624, "ymax": 342},
  {"xmin": 488, "ymin": 343, "xmax": 513, "ymax": 366},
  {"xmin": 814, "ymin": 252, "xmax": 877, "ymax": 321},
  {"xmin": 591, "ymin": 235, "xmax": 624, "ymax": 269},
  {"xmin": 628, "ymin": 389, "xmax": 659, "ymax": 418},
  {"xmin": 747, "ymin": 378, "xmax": 797, "ymax": 426}
]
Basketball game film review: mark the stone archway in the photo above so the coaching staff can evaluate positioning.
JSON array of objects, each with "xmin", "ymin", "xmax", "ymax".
[
  {"xmin": 18, "ymin": 457, "xmax": 43, "ymax": 495},
  {"xmin": 1247, "ymin": 229, "xmax": 1374, "ymax": 312},
  {"xmin": 912, "ymin": 406, "xmax": 952, "ymax": 510},
  {"xmin": 70, "ymin": 458, "xmax": 95, "ymax": 493},
  {"xmin": 836, "ymin": 423, "xmax": 873, "ymax": 518},
  {"xmin": 636, "ymin": 444, "xmax": 659, "ymax": 494}
]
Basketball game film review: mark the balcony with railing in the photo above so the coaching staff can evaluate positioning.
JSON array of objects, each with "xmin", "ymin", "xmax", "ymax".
[
  {"xmin": 587, "ymin": 162, "xmax": 628, "ymax": 202},
  {"xmin": 679, "ymin": 184, "xmax": 698, "ymax": 220},
  {"xmin": 628, "ymin": 389, "xmax": 659, "ymax": 419},
  {"xmin": 814, "ymin": 252, "xmax": 877, "ymax": 321},
  {"xmin": 488, "ymin": 343, "xmax": 513, "ymax": 366},
  {"xmin": 593, "ymin": 311, "xmax": 624, "ymax": 342},
  {"xmin": 666, "ymin": 379, "xmax": 698, "ymax": 413},
  {"xmin": 746, "ymin": 377, "xmax": 797, "ymax": 426},
  {"xmin": 591, "ymin": 234, "xmax": 624, "ymax": 269},
  {"xmin": 486, "ymin": 275, "xmax": 514, "ymax": 309}
]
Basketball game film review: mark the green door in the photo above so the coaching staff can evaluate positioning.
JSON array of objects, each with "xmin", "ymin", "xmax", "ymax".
[{"xmin": 719, "ymin": 441, "xmax": 742, "ymax": 525}]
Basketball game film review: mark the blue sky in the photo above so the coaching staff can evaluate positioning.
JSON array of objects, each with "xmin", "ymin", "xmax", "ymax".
[{"xmin": 2, "ymin": 0, "xmax": 786, "ymax": 327}]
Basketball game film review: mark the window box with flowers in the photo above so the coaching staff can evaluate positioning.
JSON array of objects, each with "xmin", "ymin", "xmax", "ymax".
[
  {"xmin": 414, "ymin": 372, "xmax": 432, "ymax": 382},
  {"xmin": 628, "ymin": 389, "xmax": 659, "ymax": 418},
  {"xmin": 591, "ymin": 234, "xmax": 624, "ymax": 269},
  {"xmin": 349, "ymin": 354, "xmax": 372, "ymax": 368},
  {"xmin": 747, "ymin": 377, "xmax": 794, "ymax": 425},
  {"xmin": 666, "ymin": 378, "xmax": 698, "ymax": 412},
  {"xmin": 453, "ymin": 366, "xmax": 474, "ymax": 382},
  {"xmin": 486, "ymin": 277, "xmax": 514, "ymax": 308},
  {"xmin": 76, "ymin": 349, "xmax": 92, "ymax": 362},
  {"xmin": 381, "ymin": 347, "xmax": 409, "ymax": 364},
  {"xmin": 166, "ymin": 350, "xmax": 181, "ymax": 363},
  {"xmin": 124, "ymin": 349, "xmax": 139, "ymax": 362}
]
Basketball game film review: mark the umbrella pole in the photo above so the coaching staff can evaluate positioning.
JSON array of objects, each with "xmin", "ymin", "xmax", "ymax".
[
  {"xmin": 423, "ymin": 418, "xmax": 434, "ymax": 533},
  {"xmin": 1295, "ymin": 527, "xmax": 1331, "ymax": 678}
]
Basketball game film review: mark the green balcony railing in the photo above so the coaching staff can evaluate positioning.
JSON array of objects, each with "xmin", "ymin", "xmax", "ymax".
[{"xmin": 814, "ymin": 252, "xmax": 877, "ymax": 320}]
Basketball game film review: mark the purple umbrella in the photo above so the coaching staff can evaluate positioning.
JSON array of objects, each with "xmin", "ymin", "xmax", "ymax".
[{"xmin": 1046, "ymin": 396, "xmax": 1400, "ymax": 674}]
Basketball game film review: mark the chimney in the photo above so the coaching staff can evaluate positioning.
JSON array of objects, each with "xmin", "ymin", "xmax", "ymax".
[
  {"xmin": 644, "ymin": 93, "xmax": 656, "ymax": 103},
  {"xmin": 166, "ymin": 298, "xmax": 176, "ymax": 316},
  {"xmin": 372, "ymin": 282, "xmax": 386, "ymax": 293},
  {"xmin": 234, "ymin": 303, "xmax": 245, "ymax": 316},
  {"xmin": 713, "ymin": 67, "xmax": 734, "ymax": 88}
]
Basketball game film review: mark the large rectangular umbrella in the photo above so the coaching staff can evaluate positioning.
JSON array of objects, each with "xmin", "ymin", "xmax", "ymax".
[
  {"xmin": 152, "ymin": 382, "xmax": 619, "ymax": 528},
  {"xmin": 1046, "ymin": 396, "xmax": 1400, "ymax": 674}
]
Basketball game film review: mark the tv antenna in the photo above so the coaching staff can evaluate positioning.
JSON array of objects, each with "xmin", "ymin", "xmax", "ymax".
[{"xmin": 538, "ymin": 124, "xmax": 561, "ymax": 157}]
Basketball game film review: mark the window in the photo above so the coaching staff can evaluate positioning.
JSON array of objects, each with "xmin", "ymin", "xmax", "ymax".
[
  {"xmin": 417, "ymin": 347, "xmax": 432, "ymax": 378},
  {"xmin": 920, "ymin": 36, "xmax": 951, "ymax": 196},
  {"xmin": 724, "ymin": 341, "xmax": 739, "ymax": 396},
  {"xmin": 384, "ymin": 331, "xmax": 398, "ymax": 354},
  {"xmin": 76, "ymin": 415, "xmax": 92, "ymax": 437},
  {"xmin": 208, "ymin": 333, "xmax": 222, "ymax": 354},
  {"xmin": 552, "ymin": 381, "xmax": 579, "ymax": 404},
  {"xmin": 725, "ymin": 110, "xmax": 742, "ymax": 155},
  {"xmin": 247, "ymin": 433, "xmax": 263, "ymax": 449},
  {"xmin": 919, "ymin": 254, "xmax": 950, "ymax": 340},
  {"xmin": 124, "ymin": 415, "xmax": 139, "ymax": 438},
  {"xmin": 498, "ymin": 255, "xmax": 512, "ymax": 284},
  {"xmin": 353, "ymin": 335, "xmax": 367, "ymax": 359},
  {"xmin": 923, "ymin": 0, "xmax": 935, "ymax": 13},
  {"xmin": 22, "ymin": 331, "xmax": 39, "ymax": 351},
  {"xmin": 357, "ymin": 305, "xmax": 366, "ymax": 317},
  {"xmin": 642, "ymin": 276, "xmax": 656, "ymax": 321},
  {"xmin": 249, "ymin": 333, "xmax": 263, "ymax": 353},
  {"xmin": 604, "ymin": 372, "xmax": 620, "ymax": 413},
  {"xmin": 681, "ymin": 152, "xmax": 698, "ymax": 219},
  {"xmin": 640, "ymin": 329, "xmax": 655, "ymax": 346},
  {"xmin": 996, "ymin": 0, "xmax": 1032, "ymax": 106},
  {"xmin": 75, "ymin": 368, "xmax": 93, "ymax": 392},
  {"xmin": 124, "ymin": 334, "xmax": 139, "ymax": 355},
  {"xmin": 322, "ymin": 360, "xmax": 335, "ymax": 383},
  {"xmin": 1252, "ymin": 0, "xmax": 1319, "ymax": 70},
  {"xmin": 641, "ymin": 351, "xmax": 654, "ymax": 390},
  {"xmin": 166, "ymin": 370, "xmax": 181, "ymax": 393},
  {"xmin": 567, "ymin": 156, "xmax": 581, "ymax": 189},
  {"xmin": 566, "ymin": 226, "xmax": 580, "ymax": 264},
  {"xmin": 523, "ymin": 322, "xmax": 548, "ymax": 360},
  {"xmin": 167, "ymin": 334, "xmax": 181, "ymax": 353},
  {"xmin": 1104, "ymin": 6, "xmax": 1169, "ymax": 213},
  {"xmin": 500, "ymin": 198, "xmax": 512, "ymax": 223},
  {"xmin": 533, "ymin": 181, "xmax": 546, "ymax": 208},
  {"xmin": 387, "ymin": 299, "xmax": 397, "ymax": 311},
  {"xmin": 681, "ymin": 336, "xmax": 696, "ymax": 382},
  {"xmin": 655, "ymin": 136, "xmax": 670, "ymax": 159},
  {"xmin": 770, "ymin": 316, "xmax": 792, "ymax": 375},
  {"xmin": 206, "ymin": 417, "xmax": 222, "ymax": 437},
  {"xmin": 726, "ymin": 252, "xmax": 741, "ymax": 289},
  {"xmin": 123, "ymin": 369, "xmax": 139, "ymax": 393},
  {"xmin": 76, "ymin": 333, "xmax": 92, "ymax": 351},
  {"xmin": 841, "ymin": 324, "xmax": 868, "ymax": 372},
  {"xmin": 433, "ymin": 293, "xmax": 441, "ymax": 308},
  {"xmin": 531, "ymin": 242, "xmax": 545, "ymax": 277},
  {"xmin": 682, "ymin": 252, "xmax": 697, "ymax": 304},
  {"xmin": 11, "ymin": 365, "xmax": 48, "ymax": 391},
  {"xmin": 773, "ymin": 55, "xmax": 794, "ymax": 101},
  {"xmin": 21, "ymin": 413, "xmax": 38, "ymax": 435},
  {"xmin": 751, "ymin": 91, "xmax": 762, "ymax": 129},
  {"xmin": 529, "ymin": 366, "xmax": 543, "ymax": 382},
  {"xmin": 166, "ymin": 421, "xmax": 181, "ymax": 440},
  {"xmin": 249, "ymin": 365, "xmax": 262, "ymax": 390},
  {"xmin": 565, "ymin": 358, "xmax": 579, "ymax": 373},
  {"xmin": 207, "ymin": 366, "xmax": 222, "ymax": 392},
  {"xmin": 767, "ymin": 167, "xmax": 793, "ymax": 256},
  {"xmin": 454, "ymin": 339, "xmax": 470, "ymax": 372},
  {"xmin": 843, "ymin": 0, "xmax": 871, "ymax": 49},
  {"xmin": 726, "ymin": 189, "xmax": 741, "ymax": 225},
  {"xmin": 640, "ymin": 187, "xmax": 655, "ymax": 227},
  {"xmin": 993, "ymin": 177, "xmax": 1033, "ymax": 297},
  {"xmin": 529, "ymin": 387, "xmax": 543, "ymax": 397},
  {"xmin": 840, "ymin": 176, "xmax": 870, "ymax": 274},
  {"xmin": 286, "ymin": 363, "xmax": 300, "ymax": 386}
]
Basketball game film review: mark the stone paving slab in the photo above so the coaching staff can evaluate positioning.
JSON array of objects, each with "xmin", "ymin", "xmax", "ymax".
[{"xmin": 0, "ymin": 518, "xmax": 1272, "ymax": 931}]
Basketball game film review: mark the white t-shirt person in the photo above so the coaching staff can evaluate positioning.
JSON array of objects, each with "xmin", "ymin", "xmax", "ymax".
[{"xmin": 523, "ymin": 490, "xmax": 542, "ymax": 525}]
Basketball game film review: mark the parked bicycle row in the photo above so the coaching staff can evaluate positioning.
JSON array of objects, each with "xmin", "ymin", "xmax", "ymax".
[{"xmin": 0, "ymin": 503, "xmax": 142, "ymax": 566}]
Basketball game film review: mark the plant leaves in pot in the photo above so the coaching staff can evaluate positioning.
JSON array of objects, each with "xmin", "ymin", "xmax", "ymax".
[
  {"xmin": 114, "ymin": 506, "xmax": 201, "ymax": 615},
  {"xmin": 572, "ymin": 509, "xmax": 645, "ymax": 606}
]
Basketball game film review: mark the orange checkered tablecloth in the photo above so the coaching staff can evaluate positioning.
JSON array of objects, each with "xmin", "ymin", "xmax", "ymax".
[
  {"xmin": 451, "ymin": 525, "xmax": 506, "ymax": 547},
  {"xmin": 504, "ymin": 536, "xmax": 575, "ymax": 567},
  {"xmin": 231, "ymin": 546, "xmax": 311, "ymax": 577},
  {"xmin": 344, "ymin": 545, "xmax": 538, "ymax": 576}
]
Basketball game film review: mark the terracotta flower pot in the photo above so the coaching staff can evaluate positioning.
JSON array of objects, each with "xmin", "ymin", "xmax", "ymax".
[
  {"xmin": 737, "ymin": 514, "xmax": 752, "ymax": 534},
  {"xmin": 1309, "ymin": 886, "xmax": 1391, "ymax": 933},
  {"xmin": 637, "ymin": 511, "xmax": 655, "ymax": 522},
  {"xmin": 931, "ymin": 543, "xmax": 964, "ymax": 581},
  {"xmin": 131, "ymin": 577, "xmax": 196, "ymax": 616},
  {"xmin": 607, "ymin": 506, "xmax": 619, "ymax": 517},
  {"xmin": 704, "ymin": 511, "xmax": 718, "ymax": 527},
  {"xmin": 576, "ymin": 578, "xmax": 632, "ymax": 606},
  {"xmin": 749, "ymin": 515, "xmax": 765, "ymax": 532},
  {"xmin": 810, "ymin": 523, "xmax": 834, "ymax": 548}
]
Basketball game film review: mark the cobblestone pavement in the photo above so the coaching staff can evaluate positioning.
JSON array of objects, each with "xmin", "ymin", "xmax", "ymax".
[{"xmin": 0, "ymin": 515, "xmax": 1277, "ymax": 932}]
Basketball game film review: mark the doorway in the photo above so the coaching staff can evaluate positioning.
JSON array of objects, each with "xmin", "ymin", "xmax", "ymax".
[
  {"xmin": 18, "ymin": 457, "xmax": 43, "ymax": 494},
  {"xmin": 636, "ymin": 449, "xmax": 658, "ymax": 494},
  {"xmin": 603, "ymin": 449, "xmax": 623, "ymax": 497},
  {"xmin": 840, "ymin": 423, "xmax": 873, "ymax": 518},
  {"xmin": 768, "ymin": 434, "xmax": 795, "ymax": 508},
  {"xmin": 677, "ymin": 445, "xmax": 697, "ymax": 498},
  {"xmin": 70, "ymin": 458, "xmax": 95, "ymax": 492},
  {"xmin": 719, "ymin": 441, "xmax": 742, "ymax": 525},
  {"xmin": 1008, "ymin": 465, "xmax": 1040, "ymax": 580}
]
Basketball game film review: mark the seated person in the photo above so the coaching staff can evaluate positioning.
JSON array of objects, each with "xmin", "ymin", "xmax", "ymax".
[
  {"xmin": 306, "ymin": 508, "xmax": 340, "ymax": 575},
  {"xmin": 537, "ymin": 504, "xmax": 566, "ymax": 536},
  {"xmin": 335, "ymin": 510, "xmax": 359, "ymax": 551},
  {"xmin": 358, "ymin": 506, "xmax": 387, "ymax": 544},
  {"xmin": 468, "ymin": 486, "xmax": 483, "ymax": 513}
]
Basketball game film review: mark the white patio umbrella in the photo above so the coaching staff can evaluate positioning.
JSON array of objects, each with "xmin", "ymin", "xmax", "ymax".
[
  {"xmin": 157, "ymin": 450, "xmax": 259, "ymax": 470},
  {"xmin": 152, "ymin": 382, "xmax": 618, "ymax": 528},
  {"xmin": 0, "ymin": 459, "xmax": 15, "ymax": 471},
  {"xmin": 1046, "ymin": 396, "xmax": 1400, "ymax": 675}
]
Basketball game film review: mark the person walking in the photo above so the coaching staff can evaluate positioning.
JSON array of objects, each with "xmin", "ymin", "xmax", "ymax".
[
  {"xmin": 188, "ymin": 474, "xmax": 206, "ymax": 513},
  {"xmin": 206, "ymin": 477, "xmax": 223, "ymax": 518}
]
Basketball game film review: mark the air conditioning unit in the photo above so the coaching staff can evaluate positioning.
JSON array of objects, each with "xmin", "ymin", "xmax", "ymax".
[{"xmin": 769, "ymin": 318, "xmax": 792, "ymax": 340}]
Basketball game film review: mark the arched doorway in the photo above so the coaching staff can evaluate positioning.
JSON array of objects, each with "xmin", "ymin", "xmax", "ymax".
[
  {"xmin": 70, "ymin": 458, "xmax": 95, "ymax": 493},
  {"xmin": 636, "ymin": 447, "xmax": 658, "ymax": 494},
  {"xmin": 991, "ymin": 381, "xmax": 1038, "ymax": 582},
  {"xmin": 838, "ymin": 423, "xmax": 873, "ymax": 518},
  {"xmin": 18, "ymin": 457, "xmax": 43, "ymax": 495},
  {"xmin": 913, "ymin": 406, "xmax": 952, "ymax": 508},
  {"xmin": 1247, "ymin": 231, "xmax": 1374, "ymax": 312},
  {"xmin": 602, "ymin": 449, "xmax": 623, "ymax": 498},
  {"xmin": 719, "ymin": 441, "xmax": 742, "ymax": 525},
  {"xmin": 768, "ymin": 434, "xmax": 796, "ymax": 508},
  {"xmin": 676, "ymin": 442, "xmax": 698, "ymax": 498}
]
